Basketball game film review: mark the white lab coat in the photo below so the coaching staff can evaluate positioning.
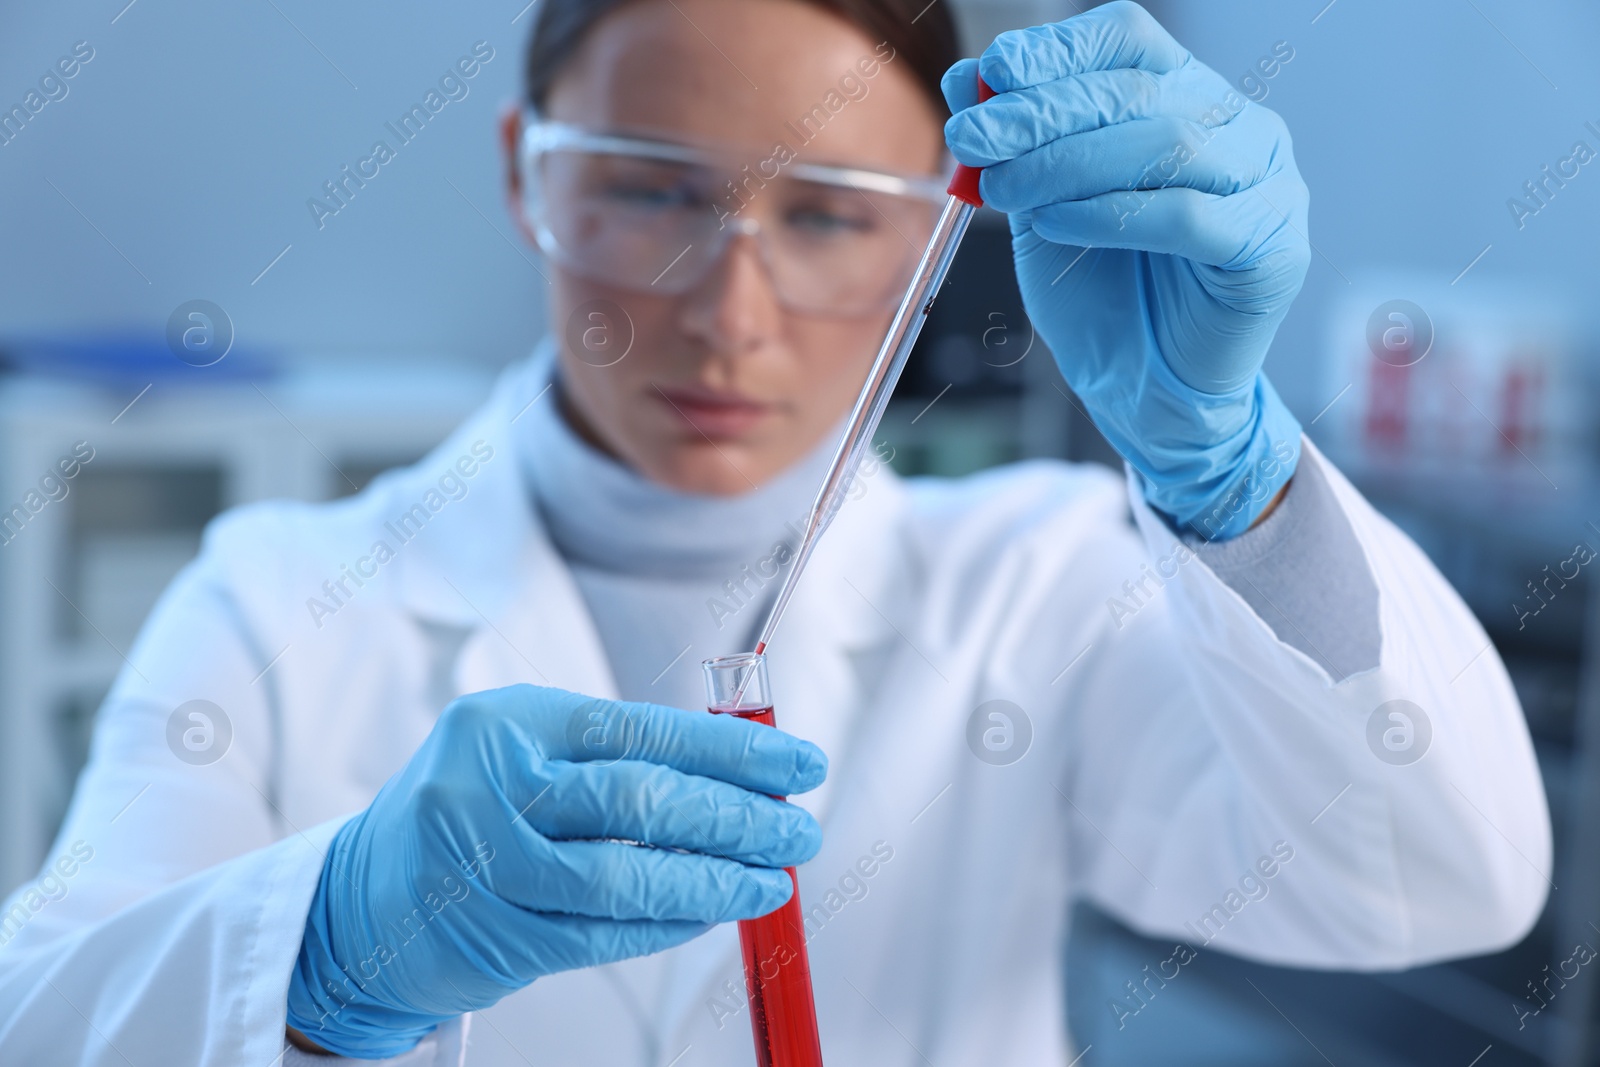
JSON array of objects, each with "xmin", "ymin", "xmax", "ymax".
[{"xmin": 0, "ymin": 353, "xmax": 1550, "ymax": 1066}]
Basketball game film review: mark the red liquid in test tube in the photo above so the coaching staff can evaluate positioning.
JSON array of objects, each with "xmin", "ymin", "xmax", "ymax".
[{"xmin": 703, "ymin": 654, "xmax": 824, "ymax": 1067}]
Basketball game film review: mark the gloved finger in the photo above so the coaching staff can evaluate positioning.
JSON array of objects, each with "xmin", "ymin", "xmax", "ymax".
[
  {"xmin": 517, "ymin": 759, "xmax": 822, "ymax": 869},
  {"xmin": 978, "ymin": 2, "xmax": 1191, "ymax": 91},
  {"xmin": 416, "ymin": 906, "xmax": 714, "ymax": 1007},
  {"xmin": 1023, "ymin": 167, "xmax": 1310, "ymax": 271},
  {"xmin": 502, "ymin": 911, "xmax": 714, "ymax": 978},
  {"xmin": 946, "ymin": 64, "xmax": 1238, "ymax": 167},
  {"xmin": 508, "ymin": 836, "xmax": 796, "ymax": 922},
  {"xmin": 940, "ymin": 57, "xmax": 981, "ymax": 114},
  {"xmin": 978, "ymin": 105, "xmax": 1288, "ymax": 213},
  {"xmin": 575, "ymin": 698, "xmax": 826, "ymax": 796},
  {"xmin": 465, "ymin": 686, "xmax": 828, "ymax": 797}
]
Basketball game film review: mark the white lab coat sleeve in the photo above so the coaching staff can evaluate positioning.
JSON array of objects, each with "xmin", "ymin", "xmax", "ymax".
[
  {"xmin": 0, "ymin": 513, "xmax": 466, "ymax": 1066},
  {"xmin": 1058, "ymin": 442, "xmax": 1551, "ymax": 970}
]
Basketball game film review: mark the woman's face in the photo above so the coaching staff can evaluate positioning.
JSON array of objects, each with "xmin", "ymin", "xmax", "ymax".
[{"xmin": 505, "ymin": 0, "xmax": 945, "ymax": 494}]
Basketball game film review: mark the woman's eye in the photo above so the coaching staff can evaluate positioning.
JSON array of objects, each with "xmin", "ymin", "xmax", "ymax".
[
  {"xmin": 786, "ymin": 207, "xmax": 874, "ymax": 236},
  {"xmin": 602, "ymin": 183, "xmax": 689, "ymax": 209}
]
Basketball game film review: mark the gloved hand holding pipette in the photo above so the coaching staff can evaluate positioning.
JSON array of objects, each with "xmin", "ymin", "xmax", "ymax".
[
  {"xmin": 942, "ymin": 1, "xmax": 1309, "ymax": 540},
  {"xmin": 286, "ymin": 684, "xmax": 826, "ymax": 1058}
]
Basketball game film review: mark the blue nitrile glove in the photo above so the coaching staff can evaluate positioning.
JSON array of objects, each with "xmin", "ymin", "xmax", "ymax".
[
  {"xmin": 286, "ymin": 684, "xmax": 826, "ymax": 1058},
  {"xmin": 943, "ymin": 2, "xmax": 1308, "ymax": 540}
]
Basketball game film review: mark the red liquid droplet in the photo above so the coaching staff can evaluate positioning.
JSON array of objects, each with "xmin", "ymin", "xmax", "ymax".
[{"xmin": 710, "ymin": 704, "xmax": 825, "ymax": 1067}]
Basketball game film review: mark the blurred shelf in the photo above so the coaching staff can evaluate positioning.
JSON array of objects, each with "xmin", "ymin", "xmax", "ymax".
[{"xmin": 0, "ymin": 363, "xmax": 492, "ymax": 895}]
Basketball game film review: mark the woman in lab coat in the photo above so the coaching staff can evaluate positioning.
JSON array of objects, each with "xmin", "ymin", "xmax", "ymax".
[{"xmin": 0, "ymin": 1, "xmax": 1550, "ymax": 1064}]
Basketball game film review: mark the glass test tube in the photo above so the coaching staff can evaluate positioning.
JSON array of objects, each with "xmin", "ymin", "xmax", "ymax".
[{"xmin": 703, "ymin": 653, "xmax": 824, "ymax": 1067}]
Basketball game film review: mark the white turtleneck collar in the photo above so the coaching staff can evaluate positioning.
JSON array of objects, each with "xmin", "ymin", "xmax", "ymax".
[
  {"xmin": 516, "ymin": 343, "xmax": 840, "ymax": 581},
  {"xmin": 512, "ymin": 341, "xmax": 842, "ymax": 710}
]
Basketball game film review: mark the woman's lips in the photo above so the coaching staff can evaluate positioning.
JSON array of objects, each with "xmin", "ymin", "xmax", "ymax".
[{"xmin": 654, "ymin": 385, "xmax": 774, "ymax": 439}]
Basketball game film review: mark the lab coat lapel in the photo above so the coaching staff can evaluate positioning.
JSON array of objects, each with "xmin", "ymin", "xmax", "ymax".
[
  {"xmin": 451, "ymin": 523, "xmax": 621, "ymax": 701},
  {"xmin": 384, "ymin": 353, "xmax": 620, "ymax": 702}
]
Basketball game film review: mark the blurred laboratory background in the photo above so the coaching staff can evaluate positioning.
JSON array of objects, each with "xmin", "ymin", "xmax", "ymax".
[{"xmin": 2, "ymin": 0, "xmax": 1598, "ymax": 1063}]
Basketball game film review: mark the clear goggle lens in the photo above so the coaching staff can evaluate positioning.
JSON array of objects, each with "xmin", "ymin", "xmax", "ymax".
[{"xmin": 520, "ymin": 121, "xmax": 947, "ymax": 318}]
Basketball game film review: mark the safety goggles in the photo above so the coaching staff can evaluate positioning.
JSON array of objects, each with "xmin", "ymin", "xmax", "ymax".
[{"xmin": 518, "ymin": 119, "xmax": 949, "ymax": 318}]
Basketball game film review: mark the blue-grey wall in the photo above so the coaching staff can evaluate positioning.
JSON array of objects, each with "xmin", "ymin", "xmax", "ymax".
[{"xmin": 0, "ymin": 0, "xmax": 547, "ymax": 368}]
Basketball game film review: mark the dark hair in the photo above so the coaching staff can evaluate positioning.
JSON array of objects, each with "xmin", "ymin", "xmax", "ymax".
[{"xmin": 524, "ymin": 0, "xmax": 960, "ymax": 119}]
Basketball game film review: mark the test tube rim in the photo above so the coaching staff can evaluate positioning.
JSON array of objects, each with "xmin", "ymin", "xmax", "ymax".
[
  {"xmin": 703, "ymin": 651, "xmax": 770, "ymax": 713},
  {"xmin": 703, "ymin": 651, "xmax": 765, "ymax": 671}
]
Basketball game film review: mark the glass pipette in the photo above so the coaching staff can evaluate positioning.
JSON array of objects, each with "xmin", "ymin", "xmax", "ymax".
[{"xmin": 748, "ymin": 77, "xmax": 995, "ymax": 663}]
